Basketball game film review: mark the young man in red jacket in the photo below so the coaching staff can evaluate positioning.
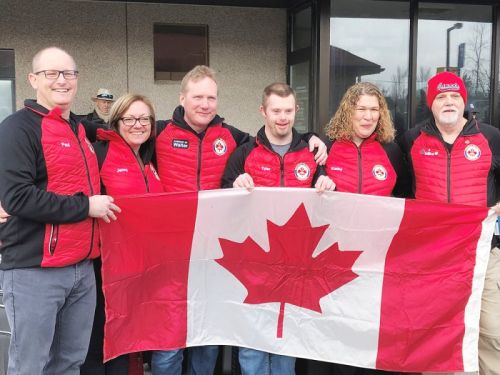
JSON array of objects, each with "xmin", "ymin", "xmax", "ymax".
[
  {"xmin": 0, "ymin": 46, "xmax": 120, "ymax": 375},
  {"xmin": 153, "ymin": 68, "xmax": 327, "ymax": 375},
  {"xmin": 222, "ymin": 82, "xmax": 334, "ymax": 192},
  {"xmin": 221, "ymin": 82, "xmax": 334, "ymax": 375},
  {"xmin": 399, "ymin": 71, "xmax": 500, "ymax": 375}
]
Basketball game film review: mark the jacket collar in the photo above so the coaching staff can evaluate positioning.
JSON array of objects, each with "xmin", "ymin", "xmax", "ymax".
[
  {"xmin": 24, "ymin": 99, "xmax": 79, "ymax": 123},
  {"xmin": 255, "ymin": 126, "xmax": 305, "ymax": 152},
  {"xmin": 420, "ymin": 116, "xmax": 479, "ymax": 138}
]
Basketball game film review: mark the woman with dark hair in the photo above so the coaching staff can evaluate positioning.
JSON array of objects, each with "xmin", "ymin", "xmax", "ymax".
[{"xmin": 81, "ymin": 93, "xmax": 163, "ymax": 375}]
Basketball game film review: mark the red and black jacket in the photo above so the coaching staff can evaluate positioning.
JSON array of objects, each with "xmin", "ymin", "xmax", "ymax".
[
  {"xmin": 0, "ymin": 100, "xmax": 101, "ymax": 269},
  {"xmin": 222, "ymin": 126, "xmax": 320, "ymax": 188},
  {"xmin": 94, "ymin": 129, "xmax": 164, "ymax": 195},
  {"xmin": 155, "ymin": 105, "xmax": 250, "ymax": 192},
  {"xmin": 325, "ymin": 134, "xmax": 409, "ymax": 197},
  {"xmin": 398, "ymin": 118, "xmax": 500, "ymax": 206}
]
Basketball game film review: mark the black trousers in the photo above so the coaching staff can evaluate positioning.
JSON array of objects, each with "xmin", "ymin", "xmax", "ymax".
[{"xmin": 80, "ymin": 258, "xmax": 129, "ymax": 375}]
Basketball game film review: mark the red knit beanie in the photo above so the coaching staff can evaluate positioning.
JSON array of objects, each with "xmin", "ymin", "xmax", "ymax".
[{"xmin": 426, "ymin": 72, "xmax": 467, "ymax": 108}]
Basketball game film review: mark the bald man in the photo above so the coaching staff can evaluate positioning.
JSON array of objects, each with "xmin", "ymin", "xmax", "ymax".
[{"xmin": 0, "ymin": 46, "xmax": 120, "ymax": 375}]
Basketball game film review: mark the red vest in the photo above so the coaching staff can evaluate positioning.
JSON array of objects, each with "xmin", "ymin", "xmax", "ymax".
[
  {"xmin": 40, "ymin": 107, "xmax": 101, "ymax": 267},
  {"xmin": 245, "ymin": 142, "xmax": 317, "ymax": 187},
  {"xmin": 326, "ymin": 136, "xmax": 396, "ymax": 196},
  {"xmin": 98, "ymin": 130, "xmax": 164, "ymax": 195},
  {"xmin": 156, "ymin": 123, "xmax": 237, "ymax": 192},
  {"xmin": 410, "ymin": 131, "xmax": 491, "ymax": 205}
]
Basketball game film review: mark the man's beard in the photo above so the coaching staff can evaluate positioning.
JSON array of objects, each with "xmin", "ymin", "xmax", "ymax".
[{"xmin": 437, "ymin": 111, "xmax": 460, "ymax": 127}]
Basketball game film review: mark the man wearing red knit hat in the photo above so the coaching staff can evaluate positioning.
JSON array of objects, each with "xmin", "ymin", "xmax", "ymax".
[{"xmin": 399, "ymin": 71, "xmax": 500, "ymax": 375}]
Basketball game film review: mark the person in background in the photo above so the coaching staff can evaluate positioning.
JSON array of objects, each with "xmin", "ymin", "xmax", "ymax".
[
  {"xmin": 87, "ymin": 88, "xmax": 115, "ymax": 125},
  {"xmin": 80, "ymin": 93, "xmax": 163, "ymax": 375},
  {"xmin": 0, "ymin": 46, "xmax": 119, "ymax": 375},
  {"xmin": 221, "ymin": 82, "xmax": 335, "ymax": 375}
]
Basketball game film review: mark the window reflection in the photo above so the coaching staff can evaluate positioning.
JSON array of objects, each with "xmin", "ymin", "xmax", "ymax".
[
  {"xmin": 291, "ymin": 7, "xmax": 311, "ymax": 52},
  {"xmin": 0, "ymin": 49, "xmax": 15, "ymax": 123},
  {"xmin": 416, "ymin": 3, "xmax": 492, "ymax": 124},
  {"xmin": 0, "ymin": 81, "xmax": 14, "ymax": 122},
  {"xmin": 330, "ymin": 0, "xmax": 409, "ymax": 136},
  {"xmin": 290, "ymin": 62, "xmax": 310, "ymax": 133}
]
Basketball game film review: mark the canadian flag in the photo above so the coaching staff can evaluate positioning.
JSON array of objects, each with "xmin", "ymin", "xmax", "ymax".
[{"xmin": 99, "ymin": 188, "xmax": 495, "ymax": 372}]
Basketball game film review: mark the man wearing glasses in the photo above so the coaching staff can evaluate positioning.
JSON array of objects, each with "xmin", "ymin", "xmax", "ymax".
[{"xmin": 0, "ymin": 46, "xmax": 120, "ymax": 375}]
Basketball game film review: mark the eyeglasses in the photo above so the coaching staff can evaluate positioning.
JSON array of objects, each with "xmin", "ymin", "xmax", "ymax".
[
  {"xmin": 34, "ymin": 70, "xmax": 79, "ymax": 80},
  {"xmin": 120, "ymin": 117, "xmax": 152, "ymax": 127}
]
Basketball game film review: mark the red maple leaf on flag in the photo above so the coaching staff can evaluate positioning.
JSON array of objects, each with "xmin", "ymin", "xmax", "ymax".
[{"xmin": 216, "ymin": 203, "xmax": 362, "ymax": 338}]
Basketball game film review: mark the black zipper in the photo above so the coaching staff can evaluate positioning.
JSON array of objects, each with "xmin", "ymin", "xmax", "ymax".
[
  {"xmin": 197, "ymin": 140, "xmax": 202, "ymax": 191},
  {"xmin": 72, "ymin": 123, "xmax": 95, "ymax": 259},
  {"xmin": 280, "ymin": 155, "xmax": 285, "ymax": 186},
  {"xmin": 446, "ymin": 148, "xmax": 452, "ymax": 203},
  {"xmin": 125, "ymin": 141, "xmax": 150, "ymax": 193},
  {"xmin": 357, "ymin": 145, "xmax": 363, "ymax": 193},
  {"xmin": 48, "ymin": 224, "xmax": 59, "ymax": 255}
]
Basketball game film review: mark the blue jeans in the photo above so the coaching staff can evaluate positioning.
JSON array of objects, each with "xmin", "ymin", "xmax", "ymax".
[
  {"xmin": 239, "ymin": 348, "xmax": 295, "ymax": 375},
  {"xmin": 2, "ymin": 260, "xmax": 96, "ymax": 375},
  {"xmin": 152, "ymin": 345, "xmax": 219, "ymax": 375}
]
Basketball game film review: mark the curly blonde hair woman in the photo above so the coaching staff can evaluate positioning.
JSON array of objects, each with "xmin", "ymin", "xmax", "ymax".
[
  {"xmin": 324, "ymin": 82, "xmax": 408, "ymax": 197},
  {"xmin": 325, "ymin": 82, "xmax": 395, "ymax": 144}
]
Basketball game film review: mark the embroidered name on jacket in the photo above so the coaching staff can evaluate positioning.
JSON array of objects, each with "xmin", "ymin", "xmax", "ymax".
[
  {"xmin": 420, "ymin": 148, "xmax": 439, "ymax": 156},
  {"xmin": 172, "ymin": 139, "xmax": 189, "ymax": 149}
]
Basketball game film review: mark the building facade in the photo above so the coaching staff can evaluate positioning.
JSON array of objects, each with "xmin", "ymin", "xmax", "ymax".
[
  {"xmin": 0, "ymin": 0, "xmax": 287, "ymax": 134},
  {"xmin": 1, "ymin": 0, "xmax": 498, "ymax": 135}
]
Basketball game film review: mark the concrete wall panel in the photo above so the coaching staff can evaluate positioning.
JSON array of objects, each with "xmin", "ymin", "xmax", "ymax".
[{"xmin": 0, "ymin": 0, "xmax": 286, "ymax": 134}]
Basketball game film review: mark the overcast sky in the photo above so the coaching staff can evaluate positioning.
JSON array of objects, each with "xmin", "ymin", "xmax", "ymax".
[{"xmin": 330, "ymin": 17, "xmax": 492, "ymax": 94}]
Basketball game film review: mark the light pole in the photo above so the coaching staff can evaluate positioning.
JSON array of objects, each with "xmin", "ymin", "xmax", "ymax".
[{"xmin": 446, "ymin": 22, "xmax": 463, "ymax": 71}]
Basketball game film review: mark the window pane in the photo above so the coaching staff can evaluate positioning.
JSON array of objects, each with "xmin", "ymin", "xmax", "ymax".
[
  {"xmin": 0, "ymin": 49, "xmax": 15, "ymax": 122},
  {"xmin": 290, "ymin": 61, "xmax": 310, "ymax": 133},
  {"xmin": 0, "ymin": 81, "xmax": 14, "ymax": 122},
  {"xmin": 416, "ymin": 3, "xmax": 492, "ymax": 124},
  {"xmin": 330, "ymin": 0, "xmax": 410, "ymax": 135},
  {"xmin": 153, "ymin": 24, "xmax": 208, "ymax": 80},
  {"xmin": 291, "ymin": 7, "xmax": 311, "ymax": 52}
]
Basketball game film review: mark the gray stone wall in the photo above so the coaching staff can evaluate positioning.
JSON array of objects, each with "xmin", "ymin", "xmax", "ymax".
[{"xmin": 0, "ymin": 0, "xmax": 286, "ymax": 134}]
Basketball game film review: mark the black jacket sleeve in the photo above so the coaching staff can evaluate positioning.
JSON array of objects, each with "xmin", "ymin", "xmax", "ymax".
[
  {"xmin": 383, "ymin": 142, "xmax": 411, "ymax": 198},
  {"xmin": 311, "ymin": 165, "xmax": 327, "ymax": 187},
  {"xmin": 225, "ymin": 123, "xmax": 251, "ymax": 147},
  {"xmin": 480, "ymin": 123, "xmax": 500, "ymax": 203},
  {"xmin": 221, "ymin": 140, "xmax": 255, "ymax": 188},
  {"xmin": 0, "ymin": 118, "xmax": 89, "ymax": 224},
  {"xmin": 396, "ymin": 129, "xmax": 419, "ymax": 198},
  {"xmin": 80, "ymin": 118, "xmax": 106, "ymax": 143}
]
